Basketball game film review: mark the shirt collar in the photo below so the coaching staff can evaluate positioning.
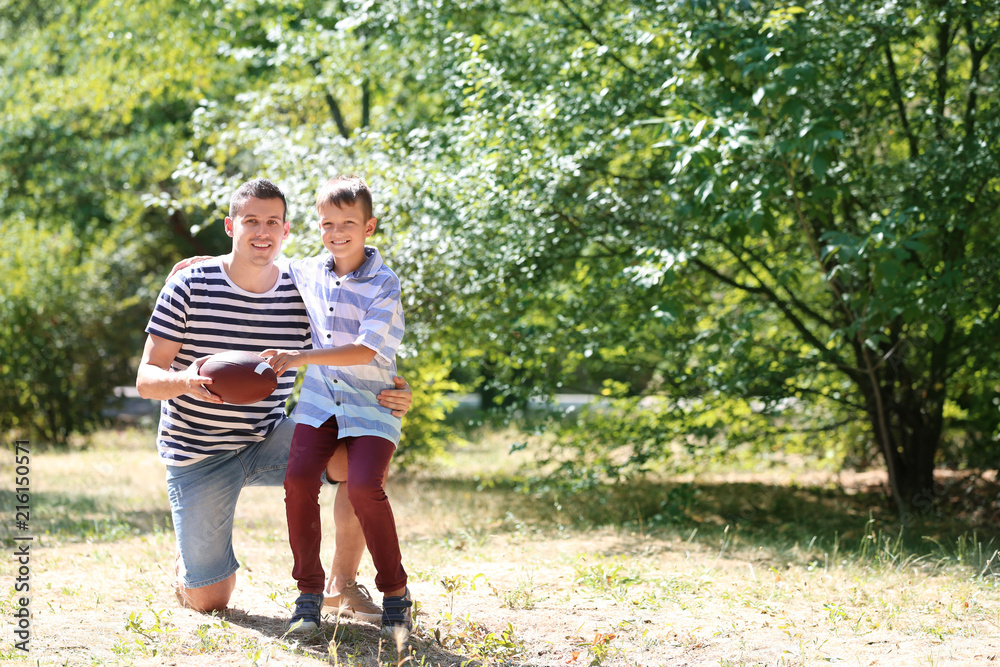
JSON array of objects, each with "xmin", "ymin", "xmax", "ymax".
[{"xmin": 325, "ymin": 246, "xmax": 383, "ymax": 279}]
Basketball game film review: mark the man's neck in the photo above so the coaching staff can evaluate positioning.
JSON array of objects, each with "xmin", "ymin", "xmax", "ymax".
[{"xmin": 221, "ymin": 254, "xmax": 280, "ymax": 293}]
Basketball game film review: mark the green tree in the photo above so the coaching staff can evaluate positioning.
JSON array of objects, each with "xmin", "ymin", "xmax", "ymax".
[
  {"xmin": 0, "ymin": 0, "xmax": 255, "ymax": 441},
  {"xmin": 387, "ymin": 0, "xmax": 1000, "ymax": 513},
  {"xmin": 204, "ymin": 0, "xmax": 996, "ymax": 512}
]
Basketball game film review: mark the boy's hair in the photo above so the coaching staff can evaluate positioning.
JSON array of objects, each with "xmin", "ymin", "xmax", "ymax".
[
  {"xmin": 229, "ymin": 178, "xmax": 287, "ymax": 219},
  {"xmin": 315, "ymin": 176, "xmax": 373, "ymax": 221}
]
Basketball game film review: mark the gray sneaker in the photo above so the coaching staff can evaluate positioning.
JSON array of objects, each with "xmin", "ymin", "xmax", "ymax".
[
  {"xmin": 324, "ymin": 580, "xmax": 382, "ymax": 624},
  {"xmin": 286, "ymin": 592, "xmax": 324, "ymax": 634},
  {"xmin": 381, "ymin": 587, "xmax": 413, "ymax": 643}
]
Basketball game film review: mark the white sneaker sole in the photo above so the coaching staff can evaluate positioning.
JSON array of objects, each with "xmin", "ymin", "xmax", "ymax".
[
  {"xmin": 324, "ymin": 603, "xmax": 382, "ymax": 624},
  {"xmin": 285, "ymin": 619, "xmax": 320, "ymax": 634}
]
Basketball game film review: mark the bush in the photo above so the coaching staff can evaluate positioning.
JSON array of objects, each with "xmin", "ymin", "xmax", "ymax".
[{"xmin": 0, "ymin": 220, "xmax": 145, "ymax": 445}]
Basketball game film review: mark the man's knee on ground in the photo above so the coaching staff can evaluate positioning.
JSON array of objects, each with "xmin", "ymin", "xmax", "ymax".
[{"xmin": 177, "ymin": 576, "xmax": 235, "ymax": 613}]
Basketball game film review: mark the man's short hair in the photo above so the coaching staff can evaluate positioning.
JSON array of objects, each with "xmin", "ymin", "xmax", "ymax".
[
  {"xmin": 230, "ymin": 178, "xmax": 287, "ymax": 220},
  {"xmin": 315, "ymin": 176, "xmax": 373, "ymax": 221}
]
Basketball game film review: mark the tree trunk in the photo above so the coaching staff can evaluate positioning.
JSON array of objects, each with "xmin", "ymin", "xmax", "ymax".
[{"xmin": 860, "ymin": 378, "xmax": 942, "ymax": 517}]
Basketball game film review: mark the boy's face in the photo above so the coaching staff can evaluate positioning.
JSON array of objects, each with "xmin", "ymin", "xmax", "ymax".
[
  {"xmin": 225, "ymin": 197, "xmax": 289, "ymax": 268},
  {"xmin": 317, "ymin": 200, "xmax": 376, "ymax": 267}
]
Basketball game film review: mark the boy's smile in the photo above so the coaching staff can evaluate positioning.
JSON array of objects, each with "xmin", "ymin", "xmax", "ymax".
[{"xmin": 318, "ymin": 201, "xmax": 376, "ymax": 276}]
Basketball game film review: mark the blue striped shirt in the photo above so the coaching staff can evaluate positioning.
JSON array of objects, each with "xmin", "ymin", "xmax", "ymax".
[
  {"xmin": 287, "ymin": 247, "xmax": 404, "ymax": 445},
  {"xmin": 145, "ymin": 259, "xmax": 312, "ymax": 465}
]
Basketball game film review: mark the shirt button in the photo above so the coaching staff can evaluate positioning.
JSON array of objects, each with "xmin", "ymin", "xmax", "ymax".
[
  {"xmin": 333, "ymin": 379, "xmax": 338, "ymax": 383},
  {"xmin": 336, "ymin": 401, "xmax": 341, "ymax": 406},
  {"xmin": 329, "ymin": 307, "xmax": 333, "ymax": 312},
  {"xmin": 326, "ymin": 334, "xmax": 331, "ymax": 339},
  {"xmin": 336, "ymin": 281, "xmax": 341, "ymax": 286}
]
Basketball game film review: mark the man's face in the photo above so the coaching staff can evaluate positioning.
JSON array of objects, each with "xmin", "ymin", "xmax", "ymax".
[{"xmin": 225, "ymin": 197, "xmax": 289, "ymax": 267}]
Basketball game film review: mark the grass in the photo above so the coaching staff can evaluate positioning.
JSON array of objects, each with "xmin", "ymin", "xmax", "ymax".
[{"xmin": 1, "ymin": 422, "xmax": 999, "ymax": 666}]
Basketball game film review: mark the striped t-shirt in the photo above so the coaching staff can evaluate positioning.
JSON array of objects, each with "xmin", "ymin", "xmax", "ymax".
[
  {"xmin": 287, "ymin": 247, "xmax": 404, "ymax": 445},
  {"xmin": 145, "ymin": 258, "xmax": 311, "ymax": 466}
]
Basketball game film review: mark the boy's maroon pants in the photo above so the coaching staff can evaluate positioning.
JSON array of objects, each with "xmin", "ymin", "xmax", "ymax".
[{"xmin": 284, "ymin": 416, "xmax": 407, "ymax": 594}]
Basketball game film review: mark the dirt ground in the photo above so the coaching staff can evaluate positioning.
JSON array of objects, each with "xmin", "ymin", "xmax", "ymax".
[
  {"xmin": 2, "ymin": 441, "xmax": 999, "ymax": 666},
  {"xmin": 11, "ymin": 502, "xmax": 1000, "ymax": 666}
]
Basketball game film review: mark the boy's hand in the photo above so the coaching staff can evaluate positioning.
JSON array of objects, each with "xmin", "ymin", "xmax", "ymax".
[
  {"xmin": 378, "ymin": 376, "xmax": 412, "ymax": 418},
  {"xmin": 167, "ymin": 255, "xmax": 214, "ymax": 282},
  {"xmin": 184, "ymin": 357, "xmax": 223, "ymax": 404},
  {"xmin": 261, "ymin": 348, "xmax": 303, "ymax": 377}
]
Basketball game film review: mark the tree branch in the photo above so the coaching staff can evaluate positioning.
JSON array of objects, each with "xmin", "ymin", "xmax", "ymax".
[
  {"xmin": 719, "ymin": 237, "xmax": 839, "ymax": 331},
  {"xmin": 878, "ymin": 31, "xmax": 919, "ymax": 159},
  {"xmin": 310, "ymin": 60, "xmax": 351, "ymax": 139},
  {"xmin": 962, "ymin": 16, "xmax": 992, "ymax": 142},
  {"xmin": 690, "ymin": 256, "xmax": 863, "ymax": 382},
  {"xmin": 934, "ymin": 7, "xmax": 952, "ymax": 142},
  {"xmin": 554, "ymin": 0, "xmax": 638, "ymax": 76}
]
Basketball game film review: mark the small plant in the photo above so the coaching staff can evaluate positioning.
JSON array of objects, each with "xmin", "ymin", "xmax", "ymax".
[
  {"xmin": 440, "ymin": 573, "xmax": 486, "ymax": 614},
  {"xmin": 573, "ymin": 555, "xmax": 641, "ymax": 601},
  {"xmin": 433, "ymin": 614, "xmax": 525, "ymax": 662},
  {"xmin": 242, "ymin": 637, "xmax": 271, "ymax": 665},
  {"xmin": 195, "ymin": 620, "xmax": 233, "ymax": 652},
  {"xmin": 489, "ymin": 572, "xmax": 537, "ymax": 610},
  {"xmin": 122, "ymin": 607, "xmax": 176, "ymax": 656},
  {"xmin": 570, "ymin": 630, "xmax": 621, "ymax": 666}
]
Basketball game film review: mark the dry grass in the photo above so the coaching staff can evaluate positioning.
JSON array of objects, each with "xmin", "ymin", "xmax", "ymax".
[{"xmin": 1, "ymin": 426, "xmax": 999, "ymax": 666}]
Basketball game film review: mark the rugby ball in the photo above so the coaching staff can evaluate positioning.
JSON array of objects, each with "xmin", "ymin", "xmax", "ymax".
[{"xmin": 200, "ymin": 351, "xmax": 278, "ymax": 405}]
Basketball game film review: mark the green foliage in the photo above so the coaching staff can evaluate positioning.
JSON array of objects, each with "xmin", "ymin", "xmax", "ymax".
[
  {"xmin": 5, "ymin": 0, "xmax": 999, "ymax": 490},
  {"xmin": 0, "ymin": 0, "xmax": 242, "ymax": 444},
  {"xmin": 392, "ymin": 352, "xmax": 466, "ymax": 468},
  {"xmin": 0, "ymin": 221, "xmax": 146, "ymax": 443}
]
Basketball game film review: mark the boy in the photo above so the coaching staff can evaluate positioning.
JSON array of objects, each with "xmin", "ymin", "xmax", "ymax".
[{"xmin": 262, "ymin": 176, "xmax": 411, "ymax": 638}]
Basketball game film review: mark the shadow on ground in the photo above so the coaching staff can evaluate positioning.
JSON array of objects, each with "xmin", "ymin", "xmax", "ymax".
[
  {"xmin": 400, "ymin": 470, "xmax": 1000, "ymax": 562},
  {"xmin": 219, "ymin": 606, "xmax": 531, "ymax": 667},
  {"xmin": 0, "ymin": 488, "xmax": 171, "ymax": 548}
]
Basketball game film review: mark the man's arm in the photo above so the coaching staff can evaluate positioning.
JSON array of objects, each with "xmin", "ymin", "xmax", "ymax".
[
  {"xmin": 136, "ymin": 334, "xmax": 222, "ymax": 404},
  {"xmin": 378, "ymin": 376, "xmax": 412, "ymax": 418}
]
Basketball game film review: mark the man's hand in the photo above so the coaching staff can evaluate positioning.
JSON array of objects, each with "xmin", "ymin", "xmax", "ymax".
[
  {"xmin": 378, "ymin": 375, "xmax": 412, "ymax": 418},
  {"xmin": 137, "ymin": 335, "xmax": 223, "ymax": 403},
  {"xmin": 167, "ymin": 255, "xmax": 214, "ymax": 282},
  {"xmin": 182, "ymin": 357, "xmax": 223, "ymax": 404}
]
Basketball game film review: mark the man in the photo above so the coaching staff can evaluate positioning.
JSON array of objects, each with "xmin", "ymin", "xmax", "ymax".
[{"xmin": 136, "ymin": 178, "xmax": 411, "ymax": 615}]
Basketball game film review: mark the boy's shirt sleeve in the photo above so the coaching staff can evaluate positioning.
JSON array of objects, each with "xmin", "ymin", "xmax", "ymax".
[{"xmin": 355, "ymin": 277, "xmax": 404, "ymax": 366}]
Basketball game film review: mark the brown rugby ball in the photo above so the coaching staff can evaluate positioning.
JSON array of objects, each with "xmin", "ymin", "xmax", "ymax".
[{"xmin": 200, "ymin": 351, "xmax": 278, "ymax": 405}]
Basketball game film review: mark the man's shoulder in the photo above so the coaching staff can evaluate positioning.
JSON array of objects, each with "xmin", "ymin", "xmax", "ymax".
[{"xmin": 167, "ymin": 257, "xmax": 226, "ymax": 287}]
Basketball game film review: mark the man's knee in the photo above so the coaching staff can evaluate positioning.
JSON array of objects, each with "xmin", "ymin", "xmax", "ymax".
[{"xmin": 177, "ymin": 575, "xmax": 236, "ymax": 613}]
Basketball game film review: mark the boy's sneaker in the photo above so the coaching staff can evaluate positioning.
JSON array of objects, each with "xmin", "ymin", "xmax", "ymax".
[
  {"xmin": 381, "ymin": 587, "xmax": 413, "ymax": 642},
  {"xmin": 286, "ymin": 593, "xmax": 324, "ymax": 634},
  {"xmin": 323, "ymin": 580, "xmax": 382, "ymax": 624}
]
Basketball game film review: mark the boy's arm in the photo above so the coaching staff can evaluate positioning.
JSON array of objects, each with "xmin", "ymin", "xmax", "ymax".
[
  {"xmin": 261, "ymin": 344, "xmax": 376, "ymax": 377},
  {"xmin": 136, "ymin": 334, "xmax": 223, "ymax": 404},
  {"xmin": 260, "ymin": 347, "xmax": 412, "ymax": 416}
]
